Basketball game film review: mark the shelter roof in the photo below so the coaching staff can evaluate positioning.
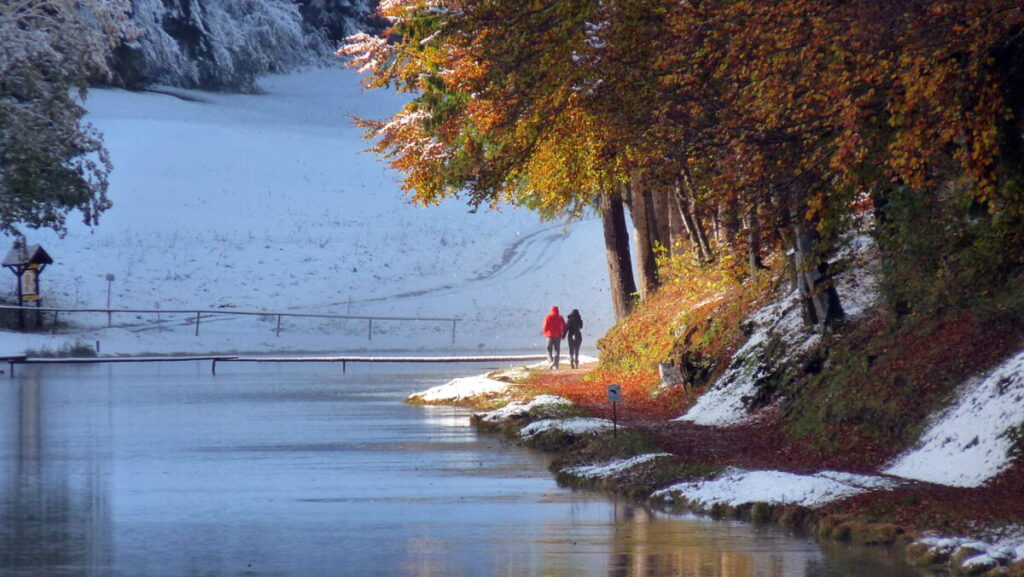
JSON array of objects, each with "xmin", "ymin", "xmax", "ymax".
[{"xmin": 2, "ymin": 244, "xmax": 52, "ymax": 268}]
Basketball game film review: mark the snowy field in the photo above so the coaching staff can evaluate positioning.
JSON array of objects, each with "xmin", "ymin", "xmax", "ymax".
[{"xmin": 0, "ymin": 66, "xmax": 614, "ymax": 356}]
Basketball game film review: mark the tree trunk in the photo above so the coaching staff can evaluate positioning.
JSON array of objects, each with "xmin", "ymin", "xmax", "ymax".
[
  {"xmin": 718, "ymin": 201, "xmax": 740, "ymax": 247},
  {"xmin": 666, "ymin": 188, "xmax": 686, "ymax": 257},
  {"xmin": 672, "ymin": 181, "xmax": 705, "ymax": 261},
  {"xmin": 600, "ymin": 191, "xmax": 637, "ymax": 320},
  {"xmin": 674, "ymin": 170, "xmax": 714, "ymax": 261},
  {"xmin": 747, "ymin": 203, "xmax": 765, "ymax": 278},
  {"xmin": 651, "ymin": 186, "xmax": 672, "ymax": 255},
  {"xmin": 792, "ymin": 217, "xmax": 845, "ymax": 330},
  {"xmin": 628, "ymin": 178, "xmax": 659, "ymax": 300}
]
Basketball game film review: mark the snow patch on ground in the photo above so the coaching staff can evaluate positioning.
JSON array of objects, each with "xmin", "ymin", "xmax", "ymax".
[
  {"xmin": 520, "ymin": 417, "xmax": 614, "ymax": 439},
  {"xmin": 653, "ymin": 468, "xmax": 900, "ymax": 509},
  {"xmin": 407, "ymin": 374, "xmax": 511, "ymax": 404},
  {"xmin": 915, "ymin": 533, "xmax": 1024, "ymax": 570},
  {"xmin": 884, "ymin": 349, "xmax": 1024, "ymax": 487},
  {"xmin": 677, "ymin": 235, "xmax": 879, "ymax": 427},
  {"xmin": 474, "ymin": 394, "xmax": 573, "ymax": 423},
  {"xmin": 676, "ymin": 295, "xmax": 811, "ymax": 426},
  {"xmin": 562, "ymin": 453, "xmax": 675, "ymax": 479}
]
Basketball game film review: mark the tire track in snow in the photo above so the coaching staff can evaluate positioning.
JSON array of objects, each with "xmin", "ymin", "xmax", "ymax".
[{"xmin": 328, "ymin": 220, "xmax": 585, "ymax": 308}]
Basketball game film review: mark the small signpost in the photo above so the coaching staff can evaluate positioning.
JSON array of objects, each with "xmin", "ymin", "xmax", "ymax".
[
  {"xmin": 607, "ymin": 384, "xmax": 622, "ymax": 436},
  {"xmin": 105, "ymin": 273, "xmax": 115, "ymax": 327}
]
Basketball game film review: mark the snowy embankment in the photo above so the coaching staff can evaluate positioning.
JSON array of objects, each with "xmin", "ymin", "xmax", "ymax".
[
  {"xmin": 678, "ymin": 235, "xmax": 878, "ymax": 427},
  {"xmin": 883, "ymin": 349, "xmax": 1024, "ymax": 488},
  {"xmin": 563, "ymin": 453, "xmax": 674, "ymax": 480},
  {"xmin": 406, "ymin": 375, "xmax": 511, "ymax": 405},
  {"xmin": 655, "ymin": 262, "xmax": 1024, "ymax": 565},
  {"xmin": 406, "ymin": 357, "xmax": 597, "ymax": 405},
  {"xmin": 653, "ymin": 469, "xmax": 901, "ymax": 509},
  {"xmin": 474, "ymin": 394, "xmax": 573, "ymax": 423},
  {"xmin": 419, "ymin": 278, "xmax": 1024, "ymax": 504},
  {"xmin": 520, "ymin": 417, "xmax": 615, "ymax": 439}
]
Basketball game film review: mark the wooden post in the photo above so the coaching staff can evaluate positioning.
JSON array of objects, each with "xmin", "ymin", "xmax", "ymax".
[
  {"xmin": 51, "ymin": 310, "xmax": 58, "ymax": 334},
  {"xmin": 16, "ymin": 271, "xmax": 24, "ymax": 330},
  {"xmin": 195, "ymin": 311, "xmax": 200, "ymax": 336},
  {"xmin": 276, "ymin": 314, "xmax": 282, "ymax": 337},
  {"xmin": 368, "ymin": 318, "xmax": 373, "ymax": 341},
  {"xmin": 451, "ymin": 320, "xmax": 457, "ymax": 344},
  {"xmin": 612, "ymin": 401, "xmax": 618, "ymax": 437}
]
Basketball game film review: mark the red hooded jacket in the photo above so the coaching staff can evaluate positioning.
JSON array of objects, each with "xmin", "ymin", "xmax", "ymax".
[{"xmin": 542, "ymin": 306, "xmax": 566, "ymax": 338}]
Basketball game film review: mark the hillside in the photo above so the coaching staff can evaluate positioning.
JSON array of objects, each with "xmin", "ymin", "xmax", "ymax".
[{"xmin": 0, "ymin": 66, "xmax": 615, "ymax": 356}]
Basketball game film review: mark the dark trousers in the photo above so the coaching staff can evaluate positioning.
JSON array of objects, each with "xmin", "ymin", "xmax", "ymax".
[
  {"xmin": 546, "ymin": 337, "xmax": 561, "ymax": 368},
  {"xmin": 567, "ymin": 332, "xmax": 582, "ymax": 367}
]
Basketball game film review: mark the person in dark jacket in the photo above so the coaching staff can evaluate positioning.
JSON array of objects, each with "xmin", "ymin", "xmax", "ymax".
[
  {"xmin": 542, "ymin": 306, "xmax": 566, "ymax": 369},
  {"xmin": 565, "ymin": 309, "xmax": 583, "ymax": 369}
]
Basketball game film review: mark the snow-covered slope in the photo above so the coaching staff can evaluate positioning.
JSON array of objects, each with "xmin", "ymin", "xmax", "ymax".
[
  {"xmin": 678, "ymin": 235, "xmax": 879, "ymax": 426},
  {"xmin": 884, "ymin": 350, "xmax": 1024, "ymax": 487},
  {"xmin": 1, "ymin": 66, "xmax": 614, "ymax": 355}
]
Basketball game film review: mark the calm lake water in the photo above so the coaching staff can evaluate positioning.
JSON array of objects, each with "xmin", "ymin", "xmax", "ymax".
[{"xmin": 0, "ymin": 361, "xmax": 934, "ymax": 576}]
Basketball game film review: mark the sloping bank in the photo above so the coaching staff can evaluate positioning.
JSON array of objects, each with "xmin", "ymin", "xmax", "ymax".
[{"xmin": 407, "ymin": 348, "xmax": 1024, "ymax": 577}]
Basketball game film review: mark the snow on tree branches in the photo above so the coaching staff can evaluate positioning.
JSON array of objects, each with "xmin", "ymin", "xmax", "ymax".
[{"xmin": 0, "ymin": 0, "xmax": 134, "ymax": 236}]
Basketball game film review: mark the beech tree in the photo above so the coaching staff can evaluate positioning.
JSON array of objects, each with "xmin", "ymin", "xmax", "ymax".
[
  {"xmin": 342, "ymin": 0, "xmax": 648, "ymax": 318},
  {"xmin": 344, "ymin": 0, "xmax": 1024, "ymax": 327},
  {"xmin": 0, "ymin": 0, "xmax": 133, "ymax": 236}
]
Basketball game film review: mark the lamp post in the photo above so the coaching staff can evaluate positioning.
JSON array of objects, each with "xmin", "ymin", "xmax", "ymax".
[{"xmin": 105, "ymin": 273, "xmax": 115, "ymax": 327}]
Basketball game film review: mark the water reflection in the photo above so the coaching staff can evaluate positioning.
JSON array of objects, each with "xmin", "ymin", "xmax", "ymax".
[
  {"xmin": 1, "ymin": 370, "xmax": 112, "ymax": 576},
  {"xmin": 0, "ymin": 363, "xmax": 932, "ymax": 576}
]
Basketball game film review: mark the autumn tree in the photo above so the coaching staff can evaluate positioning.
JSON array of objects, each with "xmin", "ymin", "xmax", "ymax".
[
  {"xmin": 344, "ymin": 0, "xmax": 1024, "ymax": 327},
  {"xmin": 343, "ymin": 0, "xmax": 650, "ymax": 318}
]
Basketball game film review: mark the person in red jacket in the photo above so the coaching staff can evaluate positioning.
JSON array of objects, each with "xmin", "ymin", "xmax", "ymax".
[{"xmin": 542, "ymin": 306, "xmax": 567, "ymax": 370}]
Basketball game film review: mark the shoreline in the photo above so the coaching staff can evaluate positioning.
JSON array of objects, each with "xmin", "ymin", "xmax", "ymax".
[{"xmin": 410, "ymin": 362, "xmax": 1024, "ymax": 577}]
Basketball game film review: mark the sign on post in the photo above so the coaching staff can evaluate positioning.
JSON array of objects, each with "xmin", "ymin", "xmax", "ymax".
[
  {"xmin": 606, "ymin": 384, "xmax": 622, "ymax": 402},
  {"xmin": 607, "ymin": 384, "xmax": 621, "ymax": 436},
  {"xmin": 21, "ymin": 268, "xmax": 38, "ymax": 301}
]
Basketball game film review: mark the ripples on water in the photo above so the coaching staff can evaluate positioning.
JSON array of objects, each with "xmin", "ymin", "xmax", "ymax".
[{"xmin": 0, "ymin": 362, "xmax": 932, "ymax": 576}]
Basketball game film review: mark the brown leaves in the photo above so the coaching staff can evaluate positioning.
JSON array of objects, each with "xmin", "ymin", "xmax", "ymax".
[{"xmin": 344, "ymin": 0, "xmax": 1024, "ymax": 251}]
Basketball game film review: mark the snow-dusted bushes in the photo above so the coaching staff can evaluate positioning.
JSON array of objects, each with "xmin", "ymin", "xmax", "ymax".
[
  {"xmin": 297, "ymin": 0, "xmax": 378, "ymax": 45},
  {"xmin": 112, "ymin": 0, "xmax": 378, "ymax": 92},
  {"xmin": 118, "ymin": 0, "xmax": 317, "ymax": 91}
]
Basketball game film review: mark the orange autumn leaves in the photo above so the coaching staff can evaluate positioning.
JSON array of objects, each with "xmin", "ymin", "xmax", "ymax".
[
  {"xmin": 343, "ymin": 0, "xmax": 1024, "ymax": 236},
  {"xmin": 526, "ymin": 368, "xmax": 686, "ymax": 422}
]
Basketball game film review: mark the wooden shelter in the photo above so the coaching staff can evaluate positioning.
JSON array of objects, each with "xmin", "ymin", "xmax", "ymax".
[{"xmin": 3, "ymin": 241, "xmax": 52, "ymax": 328}]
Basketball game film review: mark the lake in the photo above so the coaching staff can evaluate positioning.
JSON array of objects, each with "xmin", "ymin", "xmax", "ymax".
[{"xmin": 0, "ymin": 361, "xmax": 933, "ymax": 576}]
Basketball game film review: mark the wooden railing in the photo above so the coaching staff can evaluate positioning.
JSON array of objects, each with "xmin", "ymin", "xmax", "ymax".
[
  {"xmin": 0, "ymin": 304, "xmax": 461, "ymax": 343},
  {"xmin": 3, "ymin": 353, "xmax": 548, "ymax": 377}
]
